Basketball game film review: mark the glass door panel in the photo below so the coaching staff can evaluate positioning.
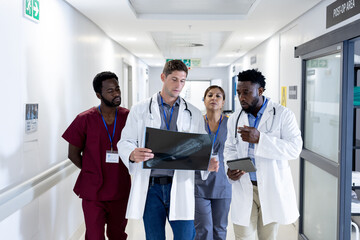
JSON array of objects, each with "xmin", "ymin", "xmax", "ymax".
[
  {"xmin": 303, "ymin": 161, "xmax": 338, "ymax": 240},
  {"xmin": 180, "ymin": 80, "xmax": 210, "ymax": 114},
  {"xmin": 300, "ymin": 43, "xmax": 343, "ymax": 240},
  {"xmin": 304, "ymin": 53, "xmax": 341, "ymax": 163}
]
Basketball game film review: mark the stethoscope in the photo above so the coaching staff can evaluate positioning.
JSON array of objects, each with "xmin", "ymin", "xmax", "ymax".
[
  {"xmin": 148, "ymin": 97, "xmax": 192, "ymax": 127},
  {"xmin": 233, "ymin": 105, "xmax": 276, "ymax": 144}
]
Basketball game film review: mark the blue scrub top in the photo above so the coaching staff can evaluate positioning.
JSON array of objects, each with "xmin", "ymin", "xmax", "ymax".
[{"xmin": 195, "ymin": 116, "xmax": 232, "ymax": 199}]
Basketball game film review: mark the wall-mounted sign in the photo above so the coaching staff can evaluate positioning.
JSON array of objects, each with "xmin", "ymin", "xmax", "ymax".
[
  {"xmin": 25, "ymin": 104, "xmax": 39, "ymax": 133},
  {"xmin": 183, "ymin": 59, "xmax": 191, "ymax": 68},
  {"xmin": 307, "ymin": 69, "xmax": 316, "ymax": 76},
  {"xmin": 281, "ymin": 87, "xmax": 287, "ymax": 107},
  {"xmin": 24, "ymin": 0, "xmax": 40, "ymax": 22},
  {"xmin": 355, "ymin": 86, "xmax": 360, "ymax": 106},
  {"xmin": 289, "ymin": 86, "xmax": 298, "ymax": 99},
  {"xmin": 250, "ymin": 55, "xmax": 257, "ymax": 65},
  {"xmin": 326, "ymin": 0, "xmax": 360, "ymax": 28},
  {"xmin": 166, "ymin": 58, "xmax": 202, "ymax": 68},
  {"xmin": 307, "ymin": 59, "xmax": 328, "ymax": 68},
  {"xmin": 191, "ymin": 59, "xmax": 201, "ymax": 68}
]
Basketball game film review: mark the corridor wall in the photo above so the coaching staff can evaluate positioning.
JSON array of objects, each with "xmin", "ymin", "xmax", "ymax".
[{"xmin": 0, "ymin": 0, "xmax": 148, "ymax": 239}]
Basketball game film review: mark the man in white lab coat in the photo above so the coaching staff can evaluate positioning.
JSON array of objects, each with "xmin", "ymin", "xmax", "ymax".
[
  {"xmin": 117, "ymin": 60, "xmax": 218, "ymax": 240},
  {"xmin": 224, "ymin": 69, "xmax": 302, "ymax": 240}
]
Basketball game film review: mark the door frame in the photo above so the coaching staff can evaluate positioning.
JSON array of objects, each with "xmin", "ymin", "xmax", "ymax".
[{"xmin": 295, "ymin": 19, "xmax": 360, "ymax": 240}]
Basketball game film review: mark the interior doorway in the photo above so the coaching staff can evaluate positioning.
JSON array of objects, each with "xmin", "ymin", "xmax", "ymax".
[{"xmin": 123, "ymin": 62, "xmax": 133, "ymax": 109}]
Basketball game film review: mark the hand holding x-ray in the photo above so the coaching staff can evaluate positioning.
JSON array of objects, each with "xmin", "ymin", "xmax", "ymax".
[{"xmin": 208, "ymin": 157, "xmax": 219, "ymax": 172}]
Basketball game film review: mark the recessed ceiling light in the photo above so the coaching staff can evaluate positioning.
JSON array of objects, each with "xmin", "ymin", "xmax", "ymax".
[
  {"xmin": 244, "ymin": 36, "xmax": 255, "ymax": 40},
  {"xmin": 117, "ymin": 37, "xmax": 137, "ymax": 42},
  {"xmin": 176, "ymin": 43, "xmax": 204, "ymax": 47},
  {"xmin": 77, "ymin": 36, "xmax": 99, "ymax": 43},
  {"xmin": 138, "ymin": 54, "xmax": 154, "ymax": 57}
]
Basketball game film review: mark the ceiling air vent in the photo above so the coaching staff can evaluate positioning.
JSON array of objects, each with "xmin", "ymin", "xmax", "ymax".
[{"xmin": 176, "ymin": 43, "xmax": 204, "ymax": 47}]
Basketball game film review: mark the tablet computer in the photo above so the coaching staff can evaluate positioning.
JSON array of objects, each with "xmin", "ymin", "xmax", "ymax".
[{"xmin": 227, "ymin": 157, "xmax": 257, "ymax": 172}]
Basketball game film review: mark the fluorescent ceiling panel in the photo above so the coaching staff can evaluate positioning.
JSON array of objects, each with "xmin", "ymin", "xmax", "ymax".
[{"xmin": 128, "ymin": 0, "xmax": 257, "ymax": 15}]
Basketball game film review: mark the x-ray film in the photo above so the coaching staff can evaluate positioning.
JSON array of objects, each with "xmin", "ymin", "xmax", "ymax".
[{"xmin": 143, "ymin": 127, "xmax": 213, "ymax": 170}]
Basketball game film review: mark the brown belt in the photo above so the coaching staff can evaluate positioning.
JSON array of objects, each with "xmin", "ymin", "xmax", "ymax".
[{"xmin": 251, "ymin": 181, "xmax": 257, "ymax": 186}]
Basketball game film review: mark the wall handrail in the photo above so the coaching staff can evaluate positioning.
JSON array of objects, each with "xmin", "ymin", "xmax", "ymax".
[{"xmin": 0, "ymin": 159, "xmax": 78, "ymax": 222}]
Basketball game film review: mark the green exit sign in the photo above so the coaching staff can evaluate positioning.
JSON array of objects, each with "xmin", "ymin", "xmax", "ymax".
[
  {"xmin": 24, "ymin": 0, "xmax": 40, "ymax": 22},
  {"xmin": 166, "ymin": 59, "xmax": 193, "ymax": 68}
]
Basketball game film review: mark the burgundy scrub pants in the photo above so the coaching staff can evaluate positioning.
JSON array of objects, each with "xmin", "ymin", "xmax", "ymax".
[{"xmin": 82, "ymin": 198, "xmax": 128, "ymax": 240}]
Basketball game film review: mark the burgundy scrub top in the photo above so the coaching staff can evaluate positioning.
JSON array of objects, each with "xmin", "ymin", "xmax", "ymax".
[{"xmin": 62, "ymin": 107, "xmax": 130, "ymax": 201}]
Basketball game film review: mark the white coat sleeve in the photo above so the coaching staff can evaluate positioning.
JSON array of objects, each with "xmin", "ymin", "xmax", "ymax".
[
  {"xmin": 117, "ymin": 105, "xmax": 140, "ymax": 174},
  {"xmin": 224, "ymin": 114, "xmax": 240, "ymax": 184},
  {"xmin": 191, "ymin": 111, "xmax": 211, "ymax": 180},
  {"xmin": 255, "ymin": 108, "xmax": 303, "ymax": 161}
]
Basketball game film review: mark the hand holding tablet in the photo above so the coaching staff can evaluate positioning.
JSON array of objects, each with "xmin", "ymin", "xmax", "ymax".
[{"xmin": 226, "ymin": 157, "xmax": 257, "ymax": 172}]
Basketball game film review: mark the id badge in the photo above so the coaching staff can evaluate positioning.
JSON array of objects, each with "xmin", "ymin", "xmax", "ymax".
[{"xmin": 106, "ymin": 150, "xmax": 119, "ymax": 163}]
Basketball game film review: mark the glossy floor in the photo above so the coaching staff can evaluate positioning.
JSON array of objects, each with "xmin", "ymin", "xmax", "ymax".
[{"xmin": 124, "ymin": 219, "xmax": 298, "ymax": 240}]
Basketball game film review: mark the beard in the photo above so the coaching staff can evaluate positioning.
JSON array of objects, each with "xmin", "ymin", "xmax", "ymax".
[
  {"xmin": 242, "ymin": 96, "xmax": 260, "ymax": 114},
  {"xmin": 101, "ymin": 95, "xmax": 121, "ymax": 107}
]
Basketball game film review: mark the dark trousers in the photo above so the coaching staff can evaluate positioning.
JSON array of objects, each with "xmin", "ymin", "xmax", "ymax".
[
  {"xmin": 195, "ymin": 197, "xmax": 231, "ymax": 240},
  {"xmin": 82, "ymin": 198, "xmax": 128, "ymax": 240}
]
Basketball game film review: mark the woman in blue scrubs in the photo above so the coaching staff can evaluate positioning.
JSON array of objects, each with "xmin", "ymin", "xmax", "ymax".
[{"xmin": 195, "ymin": 85, "xmax": 232, "ymax": 240}]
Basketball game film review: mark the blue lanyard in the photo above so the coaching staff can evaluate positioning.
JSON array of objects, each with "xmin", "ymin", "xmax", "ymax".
[
  {"xmin": 253, "ymin": 98, "xmax": 268, "ymax": 129},
  {"xmin": 98, "ymin": 106, "xmax": 117, "ymax": 151},
  {"xmin": 205, "ymin": 115, "xmax": 222, "ymax": 145},
  {"xmin": 160, "ymin": 96, "xmax": 174, "ymax": 130}
]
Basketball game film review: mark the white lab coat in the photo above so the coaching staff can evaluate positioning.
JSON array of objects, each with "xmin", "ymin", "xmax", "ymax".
[
  {"xmin": 224, "ymin": 98, "xmax": 302, "ymax": 226},
  {"xmin": 117, "ymin": 93, "xmax": 206, "ymax": 220}
]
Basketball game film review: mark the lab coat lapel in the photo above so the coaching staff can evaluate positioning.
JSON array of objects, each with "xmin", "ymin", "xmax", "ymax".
[
  {"xmin": 148, "ymin": 93, "xmax": 161, "ymax": 129},
  {"xmin": 257, "ymin": 101, "xmax": 272, "ymax": 131},
  {"xmin": 237, "ymin": 109, "xmax": 250, "ymax": 156},
  {"xmin": 177, "ymin": 98, "xmax": 184, "ymax": 131}
]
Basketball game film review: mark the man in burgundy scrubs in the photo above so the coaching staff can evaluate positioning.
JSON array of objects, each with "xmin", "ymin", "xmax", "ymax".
[{"xmin": 62, "ymin": 71, "xmax": 130, "ymax": 240}]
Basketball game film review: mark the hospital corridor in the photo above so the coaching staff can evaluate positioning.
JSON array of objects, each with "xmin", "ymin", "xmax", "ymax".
[{"xmin": 1, "ymin": 0, "xmax": 360, "ymax": 239}]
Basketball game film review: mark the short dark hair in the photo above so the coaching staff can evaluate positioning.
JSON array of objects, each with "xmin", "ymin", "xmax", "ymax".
[
  {"xmin": 203, "ymin": 85, "xmax": 225, "ymax": 100},
  {"xmin": 93, "ymin": 71, "xmax": 118, "ymax": 93},
  {"xmin": 162, "ymin": 60, "xmax": 188, "ymax": 77},
  {"xmin": 237, "ymin": 69, "xmax": 266, "ymax": 90}
]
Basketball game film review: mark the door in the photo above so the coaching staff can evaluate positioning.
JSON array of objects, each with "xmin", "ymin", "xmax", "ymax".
[
  {"xmin": 299, "ymin": 43, "xmax": 343, "ymax": 240},
  {"xmin": 180, "ymin": 80, "xmax": 210, "ymax": 113},
  {"xmin": 295, "ymin": 18, "xmax": 360, "ymax": 240},
  {"xmin": 123, "ymin": 62, "xmax": 133, "ymax": 109}
]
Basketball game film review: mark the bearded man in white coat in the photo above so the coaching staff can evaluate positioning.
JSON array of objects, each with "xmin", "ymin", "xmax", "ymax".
[
  {"xmin": 117, "ymin": 60, "xmax": 218, "ymax": 240},
  {"xmin": 224, "ymin": 69, "xmax": 302, "ymax": 240}
]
